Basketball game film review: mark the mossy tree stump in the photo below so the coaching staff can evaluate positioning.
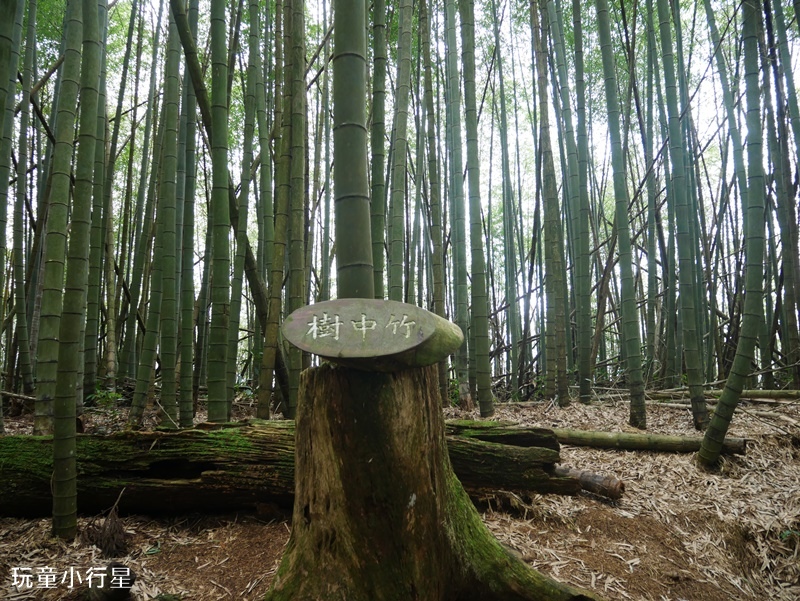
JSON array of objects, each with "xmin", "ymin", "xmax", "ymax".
[{"xmin": 269, "ymin": 301, "xmax": 601, "ymax": 600}]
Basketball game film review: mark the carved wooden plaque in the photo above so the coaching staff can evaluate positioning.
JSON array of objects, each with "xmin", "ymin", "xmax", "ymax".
[{"xmin": 282, "ymin": 299, "xmax": 463, "ymax": 371}]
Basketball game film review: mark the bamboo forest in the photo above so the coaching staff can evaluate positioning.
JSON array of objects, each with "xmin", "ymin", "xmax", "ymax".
[{"xmin": 1, "ymin": 0, "xmax": 800, "ymax": 598}]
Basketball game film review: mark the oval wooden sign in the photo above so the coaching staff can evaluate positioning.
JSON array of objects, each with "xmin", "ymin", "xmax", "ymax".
[{"xmin": 282, "ymin": 299, "xmax": 463, "ymax": 371}]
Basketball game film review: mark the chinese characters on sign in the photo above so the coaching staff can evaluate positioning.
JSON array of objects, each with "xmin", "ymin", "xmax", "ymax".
[
  {"xmin": 385, "ymin": 314, "xmax": 416, "ymax": 338},
  {"xmin": 283, "ymin": 298, "xmax": 463, "ymax": 369},
  {"xmin": 10, "ymin": 565, "xmax": 133, "ymax": 591},
  {"xmin": 306, "ymin": 311, "xmax": 344, "ymax": 341},
  {"xmin": 306, "ymin": 312, "xmax": 417, "ymax": 342}
]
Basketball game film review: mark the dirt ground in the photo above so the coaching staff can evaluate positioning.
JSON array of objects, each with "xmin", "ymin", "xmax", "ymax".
[{"xmin": 1, "ymin": 391, "xmax": 799, "ymax": 601}]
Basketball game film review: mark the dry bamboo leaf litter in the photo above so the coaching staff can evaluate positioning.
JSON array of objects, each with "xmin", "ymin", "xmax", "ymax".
[
  {"xmin": 1, "ymin": 399, "xmax": 798, "ymax": 600},
  {"xmin": 466, "ymin": 400, "xmax": 800, "ymax": 600}
]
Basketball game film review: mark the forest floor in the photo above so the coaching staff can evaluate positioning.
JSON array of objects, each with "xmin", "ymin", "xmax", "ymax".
[{"xmin": 1, "ymin": 390, "xmax": 799, "ymax": 601}]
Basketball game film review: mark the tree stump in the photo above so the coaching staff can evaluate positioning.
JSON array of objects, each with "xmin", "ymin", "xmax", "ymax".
[{"xmin": 265, "ymin": 364, "xmax": 601, "ymax": 601}]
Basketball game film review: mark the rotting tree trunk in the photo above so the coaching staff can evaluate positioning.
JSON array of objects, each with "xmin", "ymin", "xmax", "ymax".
[
  {"xmin": 2, "ymin": 416, "xmax": 742, "ymax": 517},
  {"xmin": 446, "ymin": 420, "xmax": 560, "ymax": 449},
  {"xmin": 265, "ymin": 364, "xmax": 600, "ymax": 601},
  {"xmin": 0, "ymin": 418, "xmax": 586, "ymax": 517},
  {"xmin": 447, "ymin": 419, "xmax": 746, "ymax": 454},
  {"xmin": 550, "ymin": 427, "xmax": 746, "ymax": 455},
  {"xmin": 554, "ymin": 466, "xmax": 625, "ymax": 500}
]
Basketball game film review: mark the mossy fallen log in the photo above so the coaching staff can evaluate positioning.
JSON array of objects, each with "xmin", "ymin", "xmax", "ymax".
[
  {"xmin": 445, "ymin": 419, "xmax": 561, "ymax": 450},
  {"xmin": 0, "ymin": 420, "xmax": 580, "ymax": 517},
  {"xmin": 3, "ymin": 418, "xmax": 734, "ymax": 516},
  {"xmin": 446, "ymin": 419, "xmax": 747, "ymax": 455},
  {"xmin": 551, "ymin": 427, "xmax": 747, "ymax": 455}
]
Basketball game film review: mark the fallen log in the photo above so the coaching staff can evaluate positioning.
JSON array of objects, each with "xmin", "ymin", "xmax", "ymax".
[
  {"xmin": 445, "ymin": 436, "xmax": 578, "ymax": 496},
  {"xmin": 650, "ymin": 388, "xmax": 800, "ymax": 401},
  {"xmin": 0, "ymin": 421, "xmax": 582, "ymax": 517},
  {"xmin": 445, "ymin": 419, "xmax": 560, "ymax": 450},
  {"xmin": 448, "ymin": 422, "xmax": 626, "ymax": 498},
  {"xmin": 550, "ymin": 427, "xmax": 747, "ymax": 455},
  {"xmin": 554, "ymin": 466, "xmax": 625, "ymax": 500},
  {"xmin": 446, "ymin": 419, "xmax": 747, "ymax": 455}
]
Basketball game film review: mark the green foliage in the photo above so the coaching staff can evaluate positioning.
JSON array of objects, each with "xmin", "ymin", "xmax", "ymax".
[
  {"xmin": 448, "ymin": 377, "xmax": 459, "ymax": 406},
  {"xmin": 779, "ymin": 529, "xmax": 800, "ymax": 543},
  {"xmin": 104, "ymin": 0, "xmax": 134, "ymax": 77},
  {"xmin": 29, "ymin": 0, "xmax": 64, "ymax": 66},
  {"xmin": 235, "ymin": 381, "xmax": 255, "ymax": 402},
  {"xmin": 86, "ymin": 385, "xmax": 124, "ymax": 408}
]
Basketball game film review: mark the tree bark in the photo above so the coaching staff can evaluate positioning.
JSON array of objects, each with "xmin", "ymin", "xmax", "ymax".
[
  {"xmin": 447, "ymin": 419, "xmax": 747, "ymax": 455},
  {"xmin": 446, "ymin": 420, "xmax": 560, "ymax": 449},
  {"xmin": 0, "ymin": 416, "xmax": 583, "ymax": 517},
  {"xmin": 3, "ymin": 414, "xmax": 745, "ymax": 517},
  {"xmin": 554, "ymin": 466, "xmax": 625, "ymax": 500},
  {"xmin": 265, "ymin": 364, "xmax": 600, "ymax": 601},
  {"xmin": 551, "ymin": 427, "xmax": 746, "ymax": 455}
]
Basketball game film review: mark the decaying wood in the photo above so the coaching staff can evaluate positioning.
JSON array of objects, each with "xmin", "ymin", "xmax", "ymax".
[
  {"xmin": 445, "ymin": 435, "xmax": 579, "ymax": 496},
  {"xmin": 0, "ymin": 420, "xmax": 585, "ymax": 517},
  {"xmin": 447, "ymin": 419, "xmax": 747, "ymax": 455},
  {"xmin": 6, "ymin": 416, "xmax": 751, "ymax": 516},
  {"xmin": 550, "ymin": 427, "xmax": 747, "ymax": 454},
  {"xmin": 554, "ymin": 465, "xmax": 625, "ymax": 500},
  {"xmin": 262, "ymin": 364, "xmax": 601, "ymax": 601},
  {"xmin": 446, "ymin": 419, "xmax": 560, "ymax": 449}
]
